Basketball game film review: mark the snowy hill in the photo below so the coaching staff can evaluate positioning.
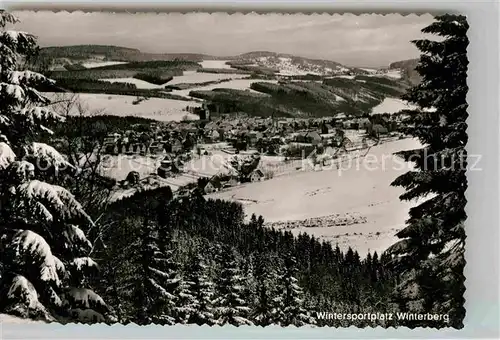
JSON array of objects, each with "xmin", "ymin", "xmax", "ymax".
[
  {"xmin": 231, "ymin": 52, "xmax": 352, "ymax": 76},
  {"xmin": 388, "ymin": 58, "xmax": 421, "ymax": 84}
]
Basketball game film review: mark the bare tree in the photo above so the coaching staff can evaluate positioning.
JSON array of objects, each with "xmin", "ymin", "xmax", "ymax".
[{"xmin": 47, "ymin": 93, "xmax": 117, "ymax": 215}]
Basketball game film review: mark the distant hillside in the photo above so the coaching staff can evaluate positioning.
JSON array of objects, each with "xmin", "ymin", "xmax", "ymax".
[
  {"xmin": 190, "ymin": 75, "xmax": 409, "ymax": 118},
  {"xmin": 40, "ymin": 45, "xmax": 357, "ymax": 76},
  {"xmin": 40, "ymin": 45, "xmax": 216, "ymax": 63},
  {"xmin": 389, "ymin": 58, "xmax": 421, "ymax": 85},
  {"xmin": 229, "ymin": 51, "xmax": 351, "ymax": 76}
]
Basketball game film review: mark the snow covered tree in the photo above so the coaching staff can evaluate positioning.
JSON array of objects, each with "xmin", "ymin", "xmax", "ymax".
[
  {"xmin": 387, "ymin": 15, "xmax": 468, "ymax": 328},
  {"xmin": 274, "ymin": 255, "xmax": 315, "ymax": 327},
  {"xmin": 0, "ymin": 10, "xmax": 112, "ymax": 323},
  {"xmin": 182, "ymin": 252, "xmax": 216, "ymax": 325},
  {"xmin": 213, "ymin": 246, "xmax": 253, "ymax": 326},
  {"xmin": 129, "ymin": 220, "xmax": 178, "ymax": 325},
  {"xmin": 252, "ymin": 254, "xmax": 278, "ymax": 326},
  {"xmin": 173, "ymin": 275, "xmax": 196, "ymax": 324}
]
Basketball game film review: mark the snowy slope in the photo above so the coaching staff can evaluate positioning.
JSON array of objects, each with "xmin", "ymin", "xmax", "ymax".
[
  {"xmin": 370, "ymin": 98, "xmax": 416, "ymax": 114},
  {"xmin": 208, "ymin": 138, "xmax": 424, "ymax": 257},
  {"xmin": 234, "ymin": 53, "xmax": 353, "ymax": 76}
]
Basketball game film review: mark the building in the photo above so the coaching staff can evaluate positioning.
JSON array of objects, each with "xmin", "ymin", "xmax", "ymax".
[
  {"xmin": 249, "ymin": 169, "xmax": 265, "ymax": 182},
  {"xmin": 304, "ymin": 131, "xmax": 322, "ymax": 146},
  {"xmin": 204, "ymin": 177, "xmax": 222, "ymax": 194}
]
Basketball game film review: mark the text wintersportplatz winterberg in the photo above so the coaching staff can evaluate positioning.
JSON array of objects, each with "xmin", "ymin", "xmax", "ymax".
[{"xmin": 315, "ymin": 311, "xmax": 450, "ymax": 323}]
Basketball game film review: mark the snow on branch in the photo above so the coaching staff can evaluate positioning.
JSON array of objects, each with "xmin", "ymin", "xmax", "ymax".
[
  {"xmin": 0, "ymin": 31, "xmax": 37, "ymax": 55},
  {"xmin": 10, "ymin": 230, "xmax": 62, "ymax": 285},
  {"xmin": 63, "ymin": 288, "xmax": 108, "ymax": 311},
  {"xmin": 70, "ymin": 257, "xmax": 99, "ymax": 273},
  {"xmin": 63, "ymin": 224, "xmax": 92, "ymax": 252},
  {"xmin": 14, "ymin": 180, "xmax": 94, "ymax": 225},
  {"xmin": 16, "ymin": 106, "xmax": 65, "ymax": 125},
  {"xmin": 24, "ymin": 142, "xmax": 75, "ymax": 171},
  {"xmin": 0, "ymin": 114, "xmax": 11, "ymax": 126},
  {"xmin": 7, "ymin": 70, "xmax": 55, "ymax": 87},
  {"xmin": 7, "ymin": 275, "xmax": 40, "ymax": 309},
  {"xmin": 5, "ymin": 160, "xmax": 35, "ymax": 184},
  {"xmin": 0, "ymin": 82, "xmax": 25, "ymax": 101},
  {"xmin": 4, "ymin": 274, "xmax": 57, "ymax": 321},
  {"xmin": 0, "ymin": 141, "xmax": 16, "ymax": 169},
  {"xmin": 0, "ymin": 10, "xmax": 19, "ymax": 27}
]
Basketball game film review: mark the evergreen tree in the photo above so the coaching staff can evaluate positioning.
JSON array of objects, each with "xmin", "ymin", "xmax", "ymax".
[
  {"xmin": 252, "ymin": 254, "xmax": 278, "ymax": 326},
  {"xmin": 154, "ymin": 230, "xmax": 182, "ymax": 324},
  {"xmin": 279, "ymin": 255, "xmax": 315, "ymax": 327},
  {"xmin": 173, "ymin": 275, "xmax": 196, "ymax": 324},
  {"xmin": 0, "ymin": 10, "xmax": 112, "ymax": 323},
  {"xmin": 387, "ymin": 14, "xmax": 468, "ymax": 328},
  {"xmin": 213, "ymin": 246, "xmax": 253, "ymax": 326},
  {"xmin": 183, "ymin": 252, "xmax": 215, "ymax": 325},
  {"xmin": 129, "ymin": 220, "xmax": 178, "ymax": 325}
]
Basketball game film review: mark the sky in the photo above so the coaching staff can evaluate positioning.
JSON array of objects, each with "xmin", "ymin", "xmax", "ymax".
[{"xmin": 11, "ymin": 11, "xmax": 435, "ymax": 67}]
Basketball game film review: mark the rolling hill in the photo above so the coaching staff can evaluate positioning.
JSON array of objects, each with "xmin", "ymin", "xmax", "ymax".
[
  {"xmin": 40, "ymin": 45, "xmax": 215, "ymax": 62},
  {"xmin": 37, "ymin": 45, "xmax": 413, "ymax": 119},
  {"xmin": 190, "ymin": 75, "xmax": 409, "ymax": 118},
  {"xmin": 388, "ymin": 58, "xmax": 421, "ymax": 85},
  {"xmin": 39, "ymin": 45, "xmax": 359, "ymax": 76}
]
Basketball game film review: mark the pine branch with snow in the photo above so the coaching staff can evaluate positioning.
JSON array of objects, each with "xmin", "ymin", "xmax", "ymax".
[{"xmin": 0, "ymin": 10, "xmax": 112, "ymax": 324}]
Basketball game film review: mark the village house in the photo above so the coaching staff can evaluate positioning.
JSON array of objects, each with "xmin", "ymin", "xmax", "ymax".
[
  {"xmin": 368, "ymin": 123, "xmax": 389, "ymax": 137},
  {"xmin": 304, "ymin": 131, "xmax": 322, "ymax": 146},
  {"xmin": 205, "ymin": 129, "xmax": 221, "ymax": 143},
  {"xmin": 204, "ymin": 177, "xmax": 222, "ymax": 194},
  {"xmin": 103, "ymin": 132, "xmax": 121, "ymax": 145},
  {"xmin": 222, "ymin": 175, "xmax": 240, "ymax": 188},
  {"xmin": 321, "ymin": 123, "xmax": 334, "ymax": 134},
  {"xmin": 149, "ymin": 141, "xmax": 165, "ymax": 154},
  {"xmin": 249, "ymin": 169, "xmax": 265, "ymax": 182}
]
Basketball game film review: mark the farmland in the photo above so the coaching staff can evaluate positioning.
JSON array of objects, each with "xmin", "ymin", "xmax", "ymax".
[{"xmin": 43, "ymin": 92, "xmax": 200, "ymax": 121}]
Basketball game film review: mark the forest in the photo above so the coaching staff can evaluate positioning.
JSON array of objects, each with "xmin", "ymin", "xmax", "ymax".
[{"xmin": 0, "ymin": 11, "xmax": 468, "ymax": 329}]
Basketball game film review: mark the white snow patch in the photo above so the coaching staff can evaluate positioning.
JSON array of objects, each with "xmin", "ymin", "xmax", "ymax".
[
  {"xmin": 200, "ymin": 60, "xmax": 233, "ymax": 69},
  {"xmin": 171, "ymin": 79, "xmax": 278, "ymax": 98},
  {"xmin": 25, "ymin": 142, "xmax": 74, "ymax": 170},
  {"xmin": 81, "ymin": 61, "xmax": 128, "ymax": 69},
  {"xmin": 384, "ymin": 69, "xmax": 402, "ymax": 79},
  {"xmin": 359, "ymin": 68, "xmax": 378, "ymax": 74},
  {"xmin": 169, "ymin": 71, "xmax": 247, "ymax": 85},
  {"xmin": 42, "ymin": 92, "xmax": 200, "ymax": 122},
  {"xmin": 334, "ymin": 75, "xmax": 355, "ymax": 79},
  {"xmin": 99, "ymin": 77, "xmax": 167, "ymax": 89},
  {"xmin": 370, "ymin": 98, "xmax": 417, "ymax": 115}
]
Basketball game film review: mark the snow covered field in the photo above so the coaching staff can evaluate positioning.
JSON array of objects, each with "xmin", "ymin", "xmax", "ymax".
[
  {"xmin": 208, "ymin": 138, "xmax": 423, "ymax": 257},
  {"xmin": 171, "ymin": 79, "xmax": 278, "ymax": 98},
  {"xmin": 370, "ymin": 97, "xmax": 416, "ymax": 115},
  {"xmin": 80, "ymin": 61, "xmax": 128, "ymax": 69},
  {"xmin": 199, "ymin": 60, "xmax": 233, "ymax": 69},
  {"xmin": 384, "ymin": 69, "xmax": 403, "ymax": 79},
  {"xmin": 168, "ymin": 70, "xmax": 248, "ymax": 85},
  {"xmin": 99, "ymin": 77, "xmax": 168, "ymax": 89},
  {"xmin": 43, "ymin": 93, "xmax": 200, "ymax": 122}
]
